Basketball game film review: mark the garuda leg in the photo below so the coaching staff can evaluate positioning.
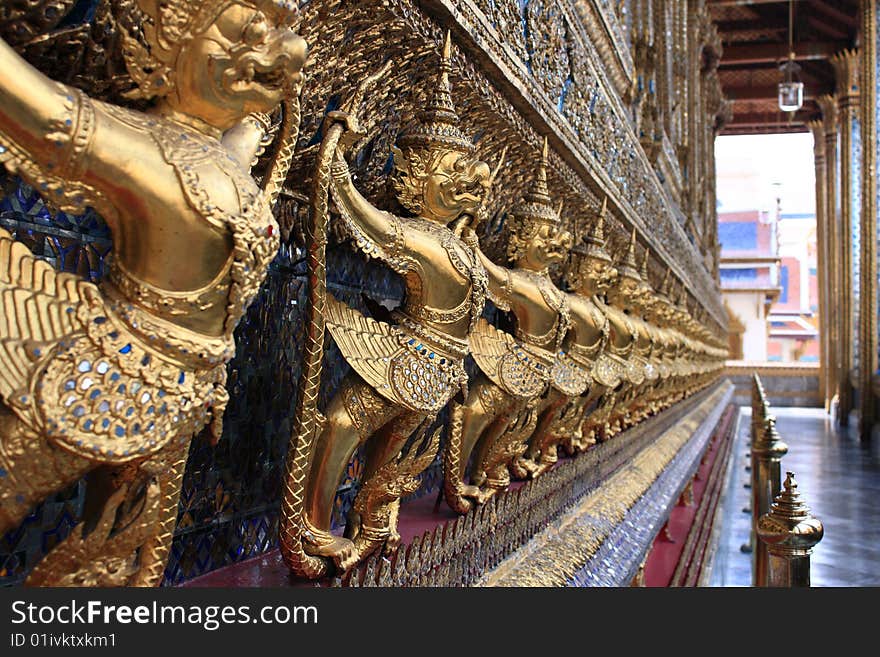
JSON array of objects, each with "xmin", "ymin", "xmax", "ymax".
[
  {"xmin": 518, "ymin": 389, "xmax": 568, "ymax": 477},
  {"xmin": 443, "ymin": 375, "xmax": 511, "ymax": 513},
  {"xmin": 348, "ymin": 409, "xmax": 436, "ymax": 562},
  {"xmin": 0, "ymin": 403, "xmax": 92, "ymax": 536},
  {"xmin": 302, "ymin": 373, "xmax": 394, "ymax": 573}
]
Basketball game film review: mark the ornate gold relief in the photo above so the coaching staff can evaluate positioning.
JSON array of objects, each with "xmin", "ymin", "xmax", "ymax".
[
  {"xmin": 279, "ymin": 33, "xmax": 495, "ymax": 578},
  {"xmin": 442, "ymin": 137, "xmax": 573, "ymax": 513},
  {"xmin": 0, "ymin": 0, "xmax": 307, "ymax": 585}
]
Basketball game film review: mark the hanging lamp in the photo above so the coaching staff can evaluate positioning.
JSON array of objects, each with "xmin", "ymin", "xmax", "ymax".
[{"xmin": 777, "ymin": 0, "xmax": 804, "ymax": 112}]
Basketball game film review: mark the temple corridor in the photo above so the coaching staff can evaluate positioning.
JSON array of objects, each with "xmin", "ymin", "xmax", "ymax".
[{"xmin": 710, "ymin": 407, "xmax": 880, "ymax": 586}]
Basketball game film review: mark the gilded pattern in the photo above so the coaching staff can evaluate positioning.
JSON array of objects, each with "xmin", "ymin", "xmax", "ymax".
[
  {"xmin": 0, "ymin": 0, "xmax": 306, "ymax": 586},
  {"xmin": 1, "ymin": 0, "xmax": 730, "ymax": 586}
]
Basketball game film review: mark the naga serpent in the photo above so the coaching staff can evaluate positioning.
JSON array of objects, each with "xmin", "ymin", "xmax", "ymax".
[{"xmin": 279, "ymin": 64, "xmax": 392, "ymax": 580}]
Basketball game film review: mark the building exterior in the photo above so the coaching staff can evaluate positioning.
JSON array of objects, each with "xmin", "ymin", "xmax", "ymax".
[{"xmin": 719, "ymin": 209, "xmax": 781, "ymax": 361}]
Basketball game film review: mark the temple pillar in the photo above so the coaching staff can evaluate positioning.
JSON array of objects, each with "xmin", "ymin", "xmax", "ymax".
[
  {"xmin": 831, "ymin": 50, "xmax": 860, "ymax": 426},
  {"xmin": 808, "ymin": 120, "xmax": 828, "ymax": 405},
  {"xmin": 816, "ymin": 94, "xmax": 839, "ymax": 413},
  {"xmin": 858, "ymin": 0, "xmax": 878, "ymax": 441}
]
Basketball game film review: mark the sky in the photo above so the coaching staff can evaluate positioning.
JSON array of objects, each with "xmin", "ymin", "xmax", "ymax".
[{"xmin": 715, "ymin": 132, "xmax": 816, "ymax": 217}]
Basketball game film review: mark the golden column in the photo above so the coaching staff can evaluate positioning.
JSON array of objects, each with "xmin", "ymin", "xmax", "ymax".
[
  {"xmin": 831, "ymin": 50, "xmax": 860, "ymax": 426},
  {"xmin": 756, "ymin": 473, "xmax": 824, "ymax": 587},
  {"xmin": 751, "ymin": 414, "xmax": 788, "ymax": 587},
  {"xmin": 858, "ymin": 0, "xmax": 878, "ymax": 441},
  {"xmin": 807, "ymin": 120, "xmax": 828, "ymax": 406},
  {"xmin": 816, "ymin": 94, "xmax": 839, "ymax": 414}
]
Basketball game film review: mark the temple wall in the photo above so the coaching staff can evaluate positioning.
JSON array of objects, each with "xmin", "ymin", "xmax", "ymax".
[{"xmin": 0, "ymin": 0, "xmax": 729, "ymax": 586}]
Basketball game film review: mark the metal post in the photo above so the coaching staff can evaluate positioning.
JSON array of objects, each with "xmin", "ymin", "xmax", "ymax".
[
  {"xmin": 757, "ymin": 472, "xmax": 824, "ymax": 587},
  {"xmin": 751, "ymin": 414, "xmax": 788, "ymax": 586},
  {"xmin": 742, "ymin": 374, "xmax": 768, "ymax": 555},
  {"xmin": 749, "ymin": 373, "xmax": 765, "ymax": 445}
]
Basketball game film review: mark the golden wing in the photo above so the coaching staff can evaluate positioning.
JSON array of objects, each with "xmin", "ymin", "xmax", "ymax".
[
  {"xmin": 468, "ymin": 317, "xmax": 516, "ymax": 388},
  {"xmin": 469, "ymin": 318, "xmax": 548, "ymax": 399},
  {"xmin": 325, "ymin": 294, "xmax": 405, "ymax": 401},
  {"xmin": 0, "ymin": 227, "xmax": 87, "ymax": 416}
]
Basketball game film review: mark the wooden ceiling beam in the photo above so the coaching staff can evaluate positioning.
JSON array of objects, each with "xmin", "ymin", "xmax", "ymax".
[
  {"xmin": 721, "ymin": 125, "xmax": 809, "ymax": 135},
  {"xmin": 807, "ymin": 16, "xmax": 849, "ymax": 40},
  {"xmin": 720, "ymin": 40, "xmax": 847, "ymax": 65},
  {"xmin": 726, "ymin": 110, "xmax": 814, "ymax": 125},
  {"xmin": 716, "ymin": 19, "xmax": 787, "ymax": 34},
  {"xmin": 717, "ymin": 67, "xmax": 831, "ymax": 91},
  {"xmin": 725, "ymin": 84, "xmax": 821, "ymax": 101},
  {"xmin": 809, "ymin": 0, "xmax": 858, "ymax": 29}
]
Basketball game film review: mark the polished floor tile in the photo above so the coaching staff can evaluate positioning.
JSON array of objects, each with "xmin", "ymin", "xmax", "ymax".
[{"xmin": 709, "ymin": 407, "xmax": 880, "ymax": 587}]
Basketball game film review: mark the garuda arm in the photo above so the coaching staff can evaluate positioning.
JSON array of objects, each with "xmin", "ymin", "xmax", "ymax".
[
  {"xmin": 328, "ymin": 150, "xmax": 408, "ymax": 272},
  {"xmin": 0, "ymin": 37, "xmax": 115, "ymax": 219},
  {"xmin": 462, "ymin": 230, "xmax": 512, "ymax": 312}
]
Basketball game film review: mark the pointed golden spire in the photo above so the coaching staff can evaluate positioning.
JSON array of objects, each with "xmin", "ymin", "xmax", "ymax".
[
  {"xmin": 594, "ymin": 198, "xmax": 607, "ymax": 241},
  {"xmin": 660, "ymin": 266, "xmax": 671, "ymax": 296},
  {"xmin": 526, "ymin": 136, "xmax": 551, "ymax": 204},
  {"xmin": 513, "ymin": 136, "xmax": 557, "ymax": 228},
  {"xmin": 677, "ymin": 280, "xmax": 689, "ymax": 309},
  {"xmin": 576, "ymin": 197, "xmax": 611, "ymax": 262},
  {"xmin": 398, "ymin": 30, "xmax": 473, "ymax": 154},
  {"xmin": 617, "ymin": 227, "xmax": 641, "ymax": 281},
  {"xmin": 438, "ymin": 30, "xmax": 452, "ymax": 107}
]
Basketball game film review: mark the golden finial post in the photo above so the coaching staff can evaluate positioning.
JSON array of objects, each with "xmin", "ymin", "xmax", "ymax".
[
  {"xmin": 750, "ymin": 373, "xmax": 767, "ymax": 445},
  {"xmin": 756, "ymin": 472, "xmax": 824, "ymax": 587},
  {"xmin": 595, "ymin": 198, "xmax": 607, "ymax": 237},
  {"xmin": 741, "ymin": 372, "xmax": 768, "ymax": 555},
  {"xmin": 751, "ymin": 413, "xmax": 789, "ymax": 586},
  {"xmin": 441, "ymin": 29, "xmax": 452, "ymax": 80}
]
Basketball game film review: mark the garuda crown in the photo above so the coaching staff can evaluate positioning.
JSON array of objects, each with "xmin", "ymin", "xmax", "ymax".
[
  {"xmin": 615, "ymin": 228, "xmax": 642, "ymax": 283},
  {"xmin": 507, "ymin": 137, "xmax": 564, "ymax": 261},
  {"xmin": 572, "ymin": 197, "xmax": 613, "ymax": 264},
  {"xmin": 397, "ymin": 31, "xmax": 474, "ymax": 155}
]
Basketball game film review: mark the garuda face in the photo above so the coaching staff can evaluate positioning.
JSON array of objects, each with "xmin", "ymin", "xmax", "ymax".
[
  {"xmin": 571, "ymin": 255, "xmax": 617, "ymax": 296},
  {"xmin": 166, "ymin": 2, "xmax": 307, "ymax": 129},
  {"xmin": 421, "ymin": 150, "xmax": 491, "ymax": 224}
]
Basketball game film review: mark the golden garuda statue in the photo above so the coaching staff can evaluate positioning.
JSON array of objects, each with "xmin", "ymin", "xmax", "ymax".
[
  {"xmin": 442, "ymin": 138, "xmax": 573, "ymax": 513},
  {"xmin": 642, "ymin": 267, "xmax": 679, "ymax": 413},
  {"xmin": 0, "ymin": 0, "xmax": 306, "ymax": 585},
  {"xmin": 519, "ymin": 200, "xmax": 619, "ymax": 469},
  {"xmin": 579, "ymin": 229, "xmax": 643, "ymax": 445},
  {"xmin": 279, "ymin": 33, "xmax": 494, "ymax": 579},
  {"xmin": 624, "ymin": 250, "xmax": 667, "ymax": 423},
  {"xmin": 609, "ymin": 247, "xmax": 661, "ymax": 432}
]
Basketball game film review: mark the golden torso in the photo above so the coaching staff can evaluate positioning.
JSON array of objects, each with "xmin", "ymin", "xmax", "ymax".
[
  {"xmin": 633, "ymin": 316, "xmax": 652, "ymax": 357},
  {"xmin": 507, "ymin": 269, "xmax": 565, "ymax": 350},
  {"xmin": 89, "ymin": 104, "xmax": 274, "ymax": 337},
  {"xmin": 604, "ymin": 302, "xmax": 637, "ymax": 356},
  {"xmin": 400, "ymin": 225, "xmax": 477, "ymax": 341},
  {"xmin": 567, "ymin": 293, "xmax": 607, "ymax": 352}
]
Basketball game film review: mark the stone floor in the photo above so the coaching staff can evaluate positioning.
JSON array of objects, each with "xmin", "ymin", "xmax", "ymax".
[{"xmin": 709, "ymin": 407, "xmax": 880, "ymax": 587}]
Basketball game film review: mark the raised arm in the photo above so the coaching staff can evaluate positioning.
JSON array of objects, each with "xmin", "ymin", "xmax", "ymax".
[
  {"xmin": 461, "ymin": 229, "xmax": 512, "ymax": 311},
  {"xmin": 329, "ymin": 150, "xmax": 403, "ymax": 258},
  {"xmin": 0, "ymin": 38, "xmax": 88, "ymax": 178},
  {"xmin": 222, "ymin": 113, "xmax": 274, "ymax": 171}
]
